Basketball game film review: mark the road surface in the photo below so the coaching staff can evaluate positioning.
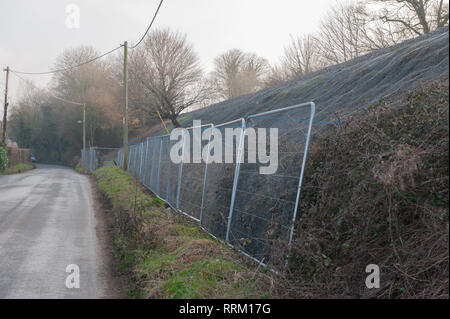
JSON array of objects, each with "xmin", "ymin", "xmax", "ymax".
[{"xmin": 0, "ymin": 164, "xmax": 109, "ymax": 298}]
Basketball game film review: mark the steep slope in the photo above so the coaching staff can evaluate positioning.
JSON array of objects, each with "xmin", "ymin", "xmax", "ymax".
[{"xmin": 282, "ymin": 80, "xmax": 449, "ymax": 298}]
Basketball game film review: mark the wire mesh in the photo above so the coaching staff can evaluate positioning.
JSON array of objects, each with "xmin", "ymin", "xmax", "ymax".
[
  {"xmin": 200, "ymin": 119, "xmax": 244, "ymax": 239},
  {"xmin": 228, "ymin": 104, "xmax": 314, "ymax": 267},
  {"xmin": 106, "ymin": 102, "xmax": 318, "ymax": 269},
  {"xmin": 177, "ymin": 124, "xmax": 214, "ymax": 221},
  {"xmin": 81, "ymin": 147, "xmax": 120, "ymax": 172}
]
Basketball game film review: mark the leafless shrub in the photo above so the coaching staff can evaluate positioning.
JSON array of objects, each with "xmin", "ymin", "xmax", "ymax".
[
  {"xmin": 277, "ymin": 80, "xmax": 449, "ymax": 298},
  {"xmin": 211, "ymin": 49, "xmax": 269, "ymax": 100},
  {"xmin": 372, "ymin": 143, "xmax": 422, "ymax": 191}
]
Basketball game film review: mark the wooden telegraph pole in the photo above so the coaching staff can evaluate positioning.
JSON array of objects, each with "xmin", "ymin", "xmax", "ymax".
[
  {"xmin": 123, "ymin": 41, "xmax": 129, "ymax": 170},
  {"xmin": 2, "ymin": 66, "xmax": 10, "ymax": 144}
]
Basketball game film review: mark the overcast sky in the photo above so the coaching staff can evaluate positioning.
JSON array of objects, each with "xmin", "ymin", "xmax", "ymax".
[{"xmin": 0, "ymin": 0, "xmax": 338, "ymax": 103}]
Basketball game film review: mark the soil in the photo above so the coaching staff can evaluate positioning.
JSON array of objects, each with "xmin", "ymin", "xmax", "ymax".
[{"xmin": 90, "ymin": 176, "xmax": 129, "ymax": 298}]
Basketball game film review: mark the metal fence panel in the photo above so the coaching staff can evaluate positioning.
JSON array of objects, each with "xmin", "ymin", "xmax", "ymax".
[
  {"xmin": 92, "ymin": 102, "xmax": 317, "ymax": 269},
  {"xmin": 166, "ymin": 137, "xmax": 180, "ymax": 208},
  {"xmin": 176, "ymin": 124, "xmax": 213, "ymax": 222},
  {"xmin": 82, "ymin": 147, "xmax": 120, "ymax": 172},
  {"xmin": 148, "ymin": 138, "xmax": 159, "ymax": 191},
  {"xmin": 228, "ymin": 102, "xmax": 315, "ymax": 267},
  {"xmin": 199, "ymin": 119, "xmax": 244, "ymax": 239},
  {"xmin": 158, "ymin": 135, "xmax": 170, "ymax": 201}
]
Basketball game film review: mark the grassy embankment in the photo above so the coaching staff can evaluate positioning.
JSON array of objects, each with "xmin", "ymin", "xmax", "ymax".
[
  {"xmin": 92, "ymin": 80, "xmax": 448, "ymax": 299},
  {"xmin": 0, "ymin": 163, "xmax": 35, "ymax": 175},
  {"xmin": 284, "ymin": 81, "xmax": 449, "ymax": 298},
  {"xmin": 75, "ymin": 165, "xmax": 88, "ymax": 174},
  {"xmin": 93, "ymin": 166, "xmax": 273, "ymax": 298}
]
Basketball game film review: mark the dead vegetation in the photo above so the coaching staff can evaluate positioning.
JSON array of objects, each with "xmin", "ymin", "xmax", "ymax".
[
  {"xmin": 93, "ymin": 166, "xmax": 275, "ymax": 299},
  {"xmin": 93, "ymin": 80, "xmax": 448, "ymax": 299},
  {"xmin": 276, "ymin": 80, "xmax": 449, "ymax": 298}
]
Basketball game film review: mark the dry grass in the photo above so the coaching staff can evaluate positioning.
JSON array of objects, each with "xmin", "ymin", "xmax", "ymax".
[{"xmin": 93, "ymin": 166, "xmax": 275, "ymax": 299}]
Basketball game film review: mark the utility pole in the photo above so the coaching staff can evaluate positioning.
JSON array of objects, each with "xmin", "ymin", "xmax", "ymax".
[
  {"xmin": 122, "ymin": 41, "xmax": 129, "ymax": 170},
  {"xmin": 2, "ymin": 66, "xmax": 10, "ymax": 144},
  {"xmin": 83, "ymin": 103, "xmax": 86, "ymax": 170}
]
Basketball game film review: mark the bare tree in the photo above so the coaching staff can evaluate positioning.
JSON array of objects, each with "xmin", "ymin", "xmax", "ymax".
[
  {"xmin": 211, "ymin": 49, "xmax": 245, "ymax": 99},
  {"xmin": 129, "ymin": 28, "xmax": 204, "ymax": 127},
  {"xmin": 375, "ymin": 0, "xmax": 449, "ymax": 36},
  {"xmin": 282, "ymin": 34, "xmax": 322, "ymax": 78},
  {"xmin": 317, "ymin": 2, "xmax": 372, "ymax": 65},
  {"xmin": 52, "ymin": 46, "xmax": 122, "ymax": 147},
  {"xmin": 358, "ymin": 11, "xmax": 407, "ymax": 50},
  {"xmin": 263, "ymin": 64, "xmax": 291, "ymax": 87},
  {"xmin": 212, "ymin": 49, "xmax": 269, "ymax": 100}
]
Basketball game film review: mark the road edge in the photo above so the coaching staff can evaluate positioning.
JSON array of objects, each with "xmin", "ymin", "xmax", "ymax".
[{"xmin": 89, "ymin": 175, "xmax": 128, "ymax": 299}]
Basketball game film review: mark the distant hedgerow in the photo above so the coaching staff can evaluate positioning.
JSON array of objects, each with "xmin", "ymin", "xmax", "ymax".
[{"xmin": 0, "ymin": 147, "xmax": 8, "ymax": 171}]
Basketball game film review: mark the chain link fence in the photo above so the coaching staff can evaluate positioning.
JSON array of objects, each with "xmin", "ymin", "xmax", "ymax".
[
  {"xmin": 112, "ymin": 102, "xmax": 317, "ymax": 269},
  {"xmin": 81, "ymin": 147, "xmax": 120, "ymax": 172}
]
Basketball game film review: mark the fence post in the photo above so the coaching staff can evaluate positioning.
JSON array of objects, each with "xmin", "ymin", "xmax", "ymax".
[
  {"xmin": 139, "ymin": 144, "xmax": 142, "ymax": 173},
  {"xmin": 147, "ymin": 138, "xmax": 154, "ymax": 187},
  {"xmin": 127, "ymin": 147, "xmax": 131, "ymax": 172},
  {"xmin": 138, "ymin": 143, "xmax": 144, "ymax": 180},
  {"xmin": 93, "ymin": 148, "xmax": 97, "ymax": 170},
  {"xmin": 143, "ymin": 141, "xmax": 148, "ymax": 181},
  {"xmin": 225, "ymin": 119, "xmax": 246, "ymax": 242},
  {"xmin": 90, "ymin": 148, "xmax": 94, "ymax": 171},
  {"xmin": 135, "ymin": 146, "xmax": 138, "ymax": 174},
  {"xmin": 287, "ymin": 102, "xmax": 316, "ymax": 250},
  {"xmin": 132, "ymin": 146, "xmax": 136, "ymax": 173},
  {"xmin": 143, "ymin": 139, "xmax": 149, "ymax": 185},
  {"xmin": 134, "ymin": 145, "xmax": 137, "ymax": 175},
  {"xmin": 176, "ymin": 129, "xmax": 186, "ymax": 209},
  {"xmin": 166, "ymin": 137, "xmax": 171, "ymax": 202},
  {"xmin": 149, "ymin": 139, "xmax": 155, "ymax": 189},
  {"xmin": 134, "ymin": 145, "xmax": 138, "ymax": 175},
  {"xmin": 199, "ymin": 124, "xmax": 213, "ymax": 226},
  {"xmin": 155, "ymin": 137, "xmax": 162, "ymax": 195},
  {"xmin": 128, "ymin": 147, "xmax": 132, "ymax": 172}
]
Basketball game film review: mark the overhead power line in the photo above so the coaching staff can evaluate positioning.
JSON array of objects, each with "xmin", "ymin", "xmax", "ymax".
[
  {"xmin": 10, "ymin": 45, "xmax": 124, "ymax": 76},
  {"xmin": 9, "ymin": 0, "xmax": 164, "ymax": 75},
  {"xmin": 11, "ymin": 71, "xmax": 85, "ymax": 106},
  {"xmin": 129, "ymin": 0, "xmax": 164, "ymax": 49}
]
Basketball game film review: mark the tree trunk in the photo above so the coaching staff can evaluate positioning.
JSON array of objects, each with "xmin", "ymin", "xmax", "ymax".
[{"xmin": 170, "ymin": 115, "xmax": 181, "ymax": 128}]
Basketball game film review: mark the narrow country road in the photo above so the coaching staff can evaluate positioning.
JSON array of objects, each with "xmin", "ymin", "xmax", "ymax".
[{"xmin": 0, "ymin": 164, "xmax": 109, "ymax": 298}]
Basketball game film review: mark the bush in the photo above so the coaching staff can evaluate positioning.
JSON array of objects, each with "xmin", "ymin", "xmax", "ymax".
[
  {"xmin": 6, "ymin": 147, "xmax": 31, "ymax": 167},
  {"xmin": 280, "ymin": 80, "xmax": 449, "ymax": 299},
  {"xmin": 0, "ymin": 147, "xmax": 8, "ymax": 171}
]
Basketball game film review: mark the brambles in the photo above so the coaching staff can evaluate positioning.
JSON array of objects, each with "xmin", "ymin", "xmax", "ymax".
[{"xmin": 281, "ymin": 80, "xmax": 449, "ymax": 298}]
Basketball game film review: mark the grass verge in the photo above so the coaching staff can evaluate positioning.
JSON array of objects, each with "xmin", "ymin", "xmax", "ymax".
[
  {"xmin": 75, "ymin": 165, "xmax": 89, "ymax": 174},
  {"xmin": 1, "ymin": 163, "xmax": 35, "ymax": 175},
  {"xmin": 93, "ymin": 166, "xmax": 273, "ymax": 299}
]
